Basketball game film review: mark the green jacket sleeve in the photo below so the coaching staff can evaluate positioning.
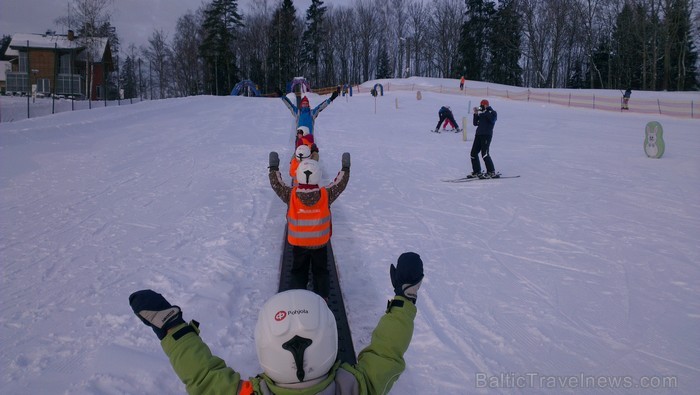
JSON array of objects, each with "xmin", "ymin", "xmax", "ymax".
[
  {"xmin": 351, "ymin": 296, "xmax": 417, "ymax": 394},
  {"xmin": 161, "ymin": 322, "xmax": 243, "ymax": 395}
]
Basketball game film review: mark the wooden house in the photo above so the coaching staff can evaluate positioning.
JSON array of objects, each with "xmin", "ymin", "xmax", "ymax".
[{"xmin": 4, "ymin": 30, "xmax": 113, "ymax": 100}]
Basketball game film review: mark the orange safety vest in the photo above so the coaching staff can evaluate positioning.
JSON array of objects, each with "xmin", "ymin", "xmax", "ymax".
[
  {"xmin": 289, "ymin": 156, "xmax": 301, "ymax": 179},
  {"xmin": 287, "ymin": 188, "xmax": 331, "ymax": 246}
]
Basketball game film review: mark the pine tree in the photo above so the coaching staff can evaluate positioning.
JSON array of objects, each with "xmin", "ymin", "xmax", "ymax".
[
  {"xmin": 376, "ymin": 47, "xmax": 392, "ymax": 79},
  {"xmin": 487, "ymin": 0, "xmax": 521, "ymax": 85},
  {"xmin": 0, "ymin": 35, "xmax": 11, "ymax": 56},
  {"xmin": 200, "ymin": 0, "xmax": 244, "ymax": 95},
  {"xmin": 611, "ymin": 2, "xmax": 647, "ymax": 89},
  {"xmin": 300, "ymin": 0, "xmax": 327, "ymax": 87},
  {"xmin": 267, "ymin": 0, "xmax": 299, "ymax": 92},
  {"xmin": 458, "ymin": 0, "xmax": 496, "ymax": 82},
  {"xmin": 663, "ymin": 0, "xmax": 698, "ymax": 90},
  {"xmin": 567, "ymin": 62, "xmax": 586, "ymax": 89},
  {"xmin": 120, "ymin": 56, "xmax": 138, "ymax": 99},
  {"xmin": 588, "ymin": 38, "xmax": 613, "ymax": 89}
]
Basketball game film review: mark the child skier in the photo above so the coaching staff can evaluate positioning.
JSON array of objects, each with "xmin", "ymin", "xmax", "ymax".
[
  {"xmin": 622, "ymin": 88, "xmax": 632, "ymax": 110},
  {"xmin": 434, "ymin": 106, "xmax": 460, "ymax": 133},
  {"xmin": 295, "ymin": 126, "xmax": 319, "ymax": 161},
  {"xmin": 281, "ymin": 91, "xmax": 338, "ymax": 135},
  {"xmin": 268, "ymin": 151, "xmax": 350, "ymax": 300},
  {"xmin": 128, "ymin": 251, "xmax": 424, "ymax": 395}
]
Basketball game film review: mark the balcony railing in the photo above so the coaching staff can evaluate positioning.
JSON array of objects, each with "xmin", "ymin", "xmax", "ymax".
[
  {"xmin": 5, "ymin": 72, "xmax": 83, "ymax": 97},
  {"xmin": 5, "ymin": 72, "xmax": 28, "ymax": 93}
]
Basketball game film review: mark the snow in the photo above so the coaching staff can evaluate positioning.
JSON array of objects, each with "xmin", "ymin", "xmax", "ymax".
[{"xmin": 1, "ymin": 77, "xmax": 699, "ymax": 394}]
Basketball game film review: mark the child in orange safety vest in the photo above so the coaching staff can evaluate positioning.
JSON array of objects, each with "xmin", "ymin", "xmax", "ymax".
[{"xmin": 268, "ymin": 151, "xmax": 350, "ymax": 299}]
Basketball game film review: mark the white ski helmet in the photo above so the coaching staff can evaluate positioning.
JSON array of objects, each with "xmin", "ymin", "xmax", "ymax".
[
  {"xmin": 295, "ymin": 145, "xmax": 311, "ymax": 161},
  {"xmin": 296, "ymin": 159, "xmax": 321, "ymax": 185},
  {"xmin": 297, "ymin": 126, "xmax": 310, "ymax": 136},
  {"xmin": 254, "ymin": 290, "xmax": 338, "ymax": 384}
]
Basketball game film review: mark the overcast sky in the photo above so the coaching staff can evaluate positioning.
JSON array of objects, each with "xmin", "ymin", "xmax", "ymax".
[{"xmin": 1, "ymin": 0, "xmax": 328, "ymax": 51}]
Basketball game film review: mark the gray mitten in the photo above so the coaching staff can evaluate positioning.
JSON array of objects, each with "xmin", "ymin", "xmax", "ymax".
[
  {"xmin": 342, "ymin": 152, "xmax": 351, "ymax": 170},
  {"xmin": 269, "ymin": 151, "xmax": 280, "ymax": 170}
]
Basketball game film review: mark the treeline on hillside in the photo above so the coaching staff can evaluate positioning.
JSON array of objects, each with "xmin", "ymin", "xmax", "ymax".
[{"xmin": 46, "ymin": 0, "xmax": 700, "ymax": 99}]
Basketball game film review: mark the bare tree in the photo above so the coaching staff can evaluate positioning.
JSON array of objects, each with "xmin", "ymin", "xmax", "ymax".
[
  {"xmin": 172, "ymin": 10, "xmax": 204, "ymax": 96},
  {"xmin": 327, "ymin": 6, "xmax": 358, "ymax": 84},
  {"xmin": 318, "ymin": 5, "xmax": 340, "ymax": 86},
  {"xmin": 390, "ymin": 0, "xmax": 409, "ymax": 78},
  {"xmin": 144, "ymin": 29, "xmax": 172, "ymax": 99},
  {"xmin": 355, "ymin": 0, "xmax": 381, "ymax": 81},
  {"xmin": 519, "ymin": 0, "xmax": 580, "ymax": 87},
  {"xmin": 55, "ymin": 0, "xmax": 115, "ymax": 98},
  {"xmin": 239, "ymin": 10, "xmax": 272, "ymax": 89},
  {"xmin": 430, "ymin": 0, "xmax": 463, "ymax": 77},
  {"xmin": 406, "ymin": 0, "xmax": 431, "ymax": 77},
  {"xmin": 55, "ymin": 0, "xmax": 114, "ymax": 35},
  {"xmin": 520, "ymin": 0, "xmax": 546, "ymax": 86}
]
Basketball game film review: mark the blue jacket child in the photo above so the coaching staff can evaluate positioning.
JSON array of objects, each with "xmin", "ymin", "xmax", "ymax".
[{"xmin": 281, "ymin": 91, "xmax": 338, "ymax": 134}]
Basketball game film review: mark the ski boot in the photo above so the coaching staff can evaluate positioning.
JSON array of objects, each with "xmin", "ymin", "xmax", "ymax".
[{"xmin": 466, "ymin": 171, "xmax": 481, "ymax": 179}]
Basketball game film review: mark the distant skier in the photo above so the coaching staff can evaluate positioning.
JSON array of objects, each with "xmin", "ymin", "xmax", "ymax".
[
  {"xmin": 434, "ymin": 106, "xmax": 460, "ymax": 133},
  {"xmin": 622, "ymin": 88, "xmax": 632, "ymax": 110},
  {"xmin": 279, "ymin": 90, "xmax": 338, "ymax": 135},
  {"xmin": 459, "ymin": 76, "xmax": 466, "ymax": 90},
  {"xmin": 128, "ymin": 251, "xmax": 423, "ymax": 394},
  {"xmin": 268, "ymin": 151, "xmax": 350, "ymax": 300},
  {"xmin": 467, "ymin": 99, "xmax": 499, "ymax": 179}
]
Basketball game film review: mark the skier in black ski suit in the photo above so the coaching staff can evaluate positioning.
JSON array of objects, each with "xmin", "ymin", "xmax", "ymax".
[
  {"xmin": 468, "ymin": 99, "xmax": 499, "ymax": 179},
  {"xmin": 434, "ymin": 106, "xmax": 460, "ymax": 133}
]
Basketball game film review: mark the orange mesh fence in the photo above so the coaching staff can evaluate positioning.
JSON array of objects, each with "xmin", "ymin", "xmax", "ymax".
[{"xmin": 345, "ymin": 82, "xmax": 699, "ymax": 119}]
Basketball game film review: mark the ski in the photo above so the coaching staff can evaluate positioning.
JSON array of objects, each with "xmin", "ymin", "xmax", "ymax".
[
  {"xmin": 429, "ymin": 129, "xmax": 462, "ymax": 134},
  {"xmin": 442, "ymin": 175, "xmax": 520, "ymax": 183}
]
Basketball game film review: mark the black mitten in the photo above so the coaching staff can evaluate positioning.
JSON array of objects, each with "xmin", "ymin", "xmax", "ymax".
[
  {"xmin": 269, "ymin": 151, "xmax": 280, "ymax": 170},
  {"xmin": 129, "ymin": 290, "xmax": 185, "ymax": 340},
  {"xmin": 390, "ymin": 252, "xmax": 424, "ymax": 303}
]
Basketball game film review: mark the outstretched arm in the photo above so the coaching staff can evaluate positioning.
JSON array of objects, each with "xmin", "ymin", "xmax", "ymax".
[
  {"xmin": 163, "ymin": 323, "xmax": 245, "ymax": 395},
  {"xmin": 268, "ymin": 152, "xmax": 292, "ymax": 204},
  {"xmin": 311, "ymin": 98, "xmax": 333, "ymax": 119},
  {"xmin": 326, "ymin": 153, "xmax": 350, "ymax": 204},
  {"xmin": 353, "ymin": 298, "xmax": 416, "ymax": 394},
  {"xmin": 129, "ymin": 290, "xmax": 244, "ymax": 395},
  {"xmin": 352, "ymin": 253, "xmax": 423, "ymax": 394},
  {"xmin": 280, "ymin": 95, "xmax": 298, "ymax": 116}
]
